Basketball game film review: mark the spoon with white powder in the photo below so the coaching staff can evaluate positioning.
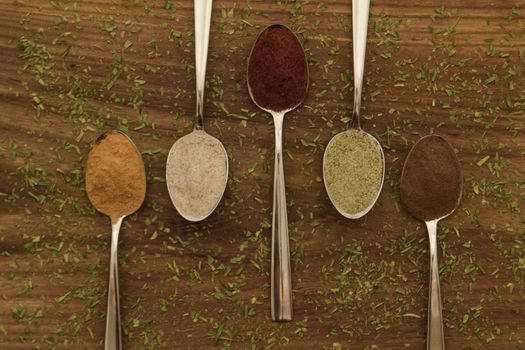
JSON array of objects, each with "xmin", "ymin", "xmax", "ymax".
[{"xmin": 166, "ymin": 0, "xmax": 228, "ymax": 222}]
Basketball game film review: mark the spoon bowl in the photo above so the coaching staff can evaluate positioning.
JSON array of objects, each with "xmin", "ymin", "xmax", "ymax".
[
  {"xmin": 166, "ymin": 130, "xmax": 228, "ymax": 222},
  {"xmin": 86, "ymin": 131, "xmax": 146, "ymax": 222},
  {"xmin": 247, "ymin": 24, "xmax": 308, "ymax": 113},
  {"xmin": 323, "ymin": 129, "xmax": 385, "ymax": 219},
  {"xmin": 400, "ymin": 135, "xmax": 462, "ymax": 221}
]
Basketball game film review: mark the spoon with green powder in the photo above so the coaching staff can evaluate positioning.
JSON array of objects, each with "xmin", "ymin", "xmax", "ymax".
[
  {"xmin": 166, "ymin": 0, "xmax": 228, "ymax": 222},
  {"xmin": 400, "ymin": 135, "xmax": 462, "ymax": 350},
  {"xmin": 323, "ymin": 0, "xmax": 385, "ymax": 219}
]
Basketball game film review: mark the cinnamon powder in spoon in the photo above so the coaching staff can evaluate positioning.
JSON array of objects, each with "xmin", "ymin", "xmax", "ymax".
[{"xmin": 85, "ymin": 131, "xmax": 146, "ymax": 223}]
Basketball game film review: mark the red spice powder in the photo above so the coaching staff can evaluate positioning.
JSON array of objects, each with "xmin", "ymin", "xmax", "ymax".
[{"xmin": 247, "ymin": 25, "xmax": 308, "ymax": 112}]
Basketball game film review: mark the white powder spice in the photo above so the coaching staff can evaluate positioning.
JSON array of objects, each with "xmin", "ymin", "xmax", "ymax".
[{"xmin": 166, "ymin": 130, "xmax": 228, "ymax": 221}]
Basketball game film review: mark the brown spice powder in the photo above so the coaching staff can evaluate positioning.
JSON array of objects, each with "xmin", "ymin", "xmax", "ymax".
[
  {"xmin": 85, "ymin": 131, "xmax": 146, "ymax": 224},
  {"xmin": 400, "ymin": 135, "xmax": 462, "ymax": 222}
]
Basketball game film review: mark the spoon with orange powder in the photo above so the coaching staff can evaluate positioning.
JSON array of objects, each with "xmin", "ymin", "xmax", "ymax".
[{"xmin": 85, "ymin": 131, "xmax": 146, "ymax": 350}]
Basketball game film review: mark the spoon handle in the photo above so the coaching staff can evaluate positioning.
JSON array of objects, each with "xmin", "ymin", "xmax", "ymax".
[
  {"xmin": 105, "ymin": 217, "xmax": 123, "ymax": 350},
  {"xmin": 426, "ymin": 220, "xmax": 446, "ymax": 350},
  {"xmin": 194, "ymin": 0, "xmax": 213, "ymax": 130},
  {"xmin": 350, "ymin": 0, "xmax": 370, "ymax": 129},
  {"xmin": 271, "ymin": 112, "xmax": 292, "ymax": 322}
]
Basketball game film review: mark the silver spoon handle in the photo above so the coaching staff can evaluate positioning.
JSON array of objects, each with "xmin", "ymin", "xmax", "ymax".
[
  {"xmin": 350, "ymin": 0, "xmax": 370, "ymax": 129},
  {"xmin": 105, "ymin": 217, "xmax": 123, "ymax": 350},
  {"xmin": 426, "ymin": 220, "xmax": 445, "ymax": 350},
  {"xmin": 194, "ymin": 0, "xmax": 213, "ymax": 130},
  {"xmin": 271, "ymin": 112, "xmax": 292, "ymax": 322}
]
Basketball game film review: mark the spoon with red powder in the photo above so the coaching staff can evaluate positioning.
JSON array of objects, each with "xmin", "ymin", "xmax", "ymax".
[
  {"xmin": 247, "ymin": 24, "xmax": 308, "ymax": 322},
  {"xmin": 400, "ymin": 135, "xmax": 462, "ymax": 350}
]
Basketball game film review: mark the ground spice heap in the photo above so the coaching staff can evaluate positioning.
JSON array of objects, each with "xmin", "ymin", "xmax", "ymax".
[
  {"xmin": 166, "ymin": 130, "xmax": 227, "ymax": 221},
  {"xmin": 247, "ymin": 25, "xmax": 308, "ymax": 112},
  {"xmin": 400, "ymin": 135, "xmax": 462, "ymax": 221},
  {"xmin": 85, "ymin": 131, "xmax": 146, "ymax": 223},
  {"xmin": 324, "ymin": 129, "xmax": 383, "ymax": 215}
]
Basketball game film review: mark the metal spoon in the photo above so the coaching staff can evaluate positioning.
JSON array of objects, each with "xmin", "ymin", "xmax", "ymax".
[
  {"xmin": 247, "ymin": 24, "xmax": 308, "ymax": 322},
  {"xmin": 323, "ymin": 0, "xmax": 385, "ymax": 219},
  {"xmin": 85, "ymin": 131, "xmax": 146, "ymax": 350},
  {"xmin": 400, "ymin": 135, "xmax": 463, "ymax": 350},
  {"xmin": 165, "ymin": 0, "xmax": 228, "ymax": 222}
]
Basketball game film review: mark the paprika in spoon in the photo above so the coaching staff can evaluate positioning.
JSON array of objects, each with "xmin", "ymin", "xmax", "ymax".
[{"xmin": 247, "ymin": 24, "xmax": 308, "ymax": 322}]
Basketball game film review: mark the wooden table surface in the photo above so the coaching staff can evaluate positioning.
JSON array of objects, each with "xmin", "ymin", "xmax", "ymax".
[{"xmin": 1, "ymin": 0, "xmax": 524, "ymax": 349}]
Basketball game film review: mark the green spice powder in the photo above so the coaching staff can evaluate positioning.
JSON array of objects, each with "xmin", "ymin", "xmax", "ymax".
[{"xmin": 324, "ymin": 129, "xmax": 383, "ymax": 215}]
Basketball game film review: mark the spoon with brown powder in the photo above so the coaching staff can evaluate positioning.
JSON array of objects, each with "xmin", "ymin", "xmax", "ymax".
[
  {"xmin": 85, "ymin": 131, "xmax": 146, "ymax": 350},
  {"xmin": 400, "ymin": 135, "xmax": 462, "ymax": 350}
]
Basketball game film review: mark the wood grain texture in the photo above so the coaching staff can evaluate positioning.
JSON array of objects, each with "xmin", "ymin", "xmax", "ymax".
[{"xmin": 0, "ymin": 0, "xmax": 524, "ymax": 349}]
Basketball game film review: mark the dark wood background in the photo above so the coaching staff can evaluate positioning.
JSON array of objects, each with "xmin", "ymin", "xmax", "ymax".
[{"xmin": 1, "ymin": 0, "xmax": 524, "ymax": 349}]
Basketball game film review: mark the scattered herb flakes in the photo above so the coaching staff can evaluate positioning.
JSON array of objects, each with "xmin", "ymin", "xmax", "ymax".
[{"xmin": 0, "ymin": 1, "xmax": 523, "ymax": 349}]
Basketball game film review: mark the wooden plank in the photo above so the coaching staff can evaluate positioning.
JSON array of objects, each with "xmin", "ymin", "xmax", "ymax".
[{"xmin": 0, "ymin": 0, "xmax": 524, "ymax": 349}]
